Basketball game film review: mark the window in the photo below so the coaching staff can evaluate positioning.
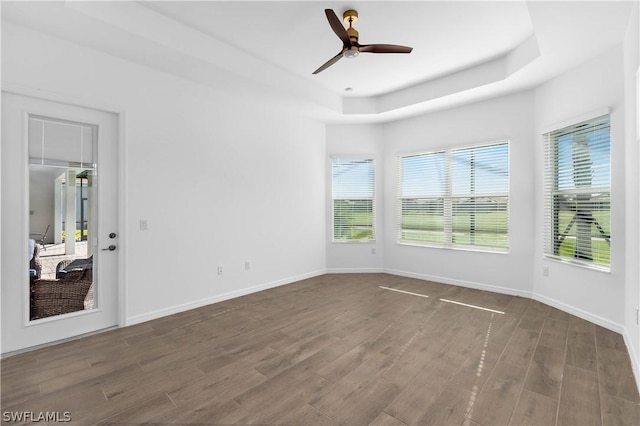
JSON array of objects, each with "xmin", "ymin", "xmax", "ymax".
[
  {"xmin": 543, "ymin": 114, "xmax": 610, "ymax": 269},
  {"xmin": 332, "ymin": 158, "xmax": 375, "ymax": 241},
  {"xmin": 398, "ymin": 142, "xmax": 509, "ymax": 251},
  {"xmin": 398, "ymin": 151, "xmax": 447, "ymax": 244}
]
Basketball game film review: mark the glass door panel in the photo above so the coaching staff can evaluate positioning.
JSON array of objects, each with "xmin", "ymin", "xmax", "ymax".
[{"xmin": 28, "ymin": 116, "xmax": 97, "ymax": 321}]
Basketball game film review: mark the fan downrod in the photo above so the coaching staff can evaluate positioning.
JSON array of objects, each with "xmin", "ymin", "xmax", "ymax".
[{"xmin": 342, "ymin": 9, "xmax": 359, "ymax": 44}]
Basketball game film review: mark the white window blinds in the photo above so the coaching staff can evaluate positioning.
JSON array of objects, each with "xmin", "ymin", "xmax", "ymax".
[
  {"xmin": 543, "ymin": 114, "xmax": 610, "ymax": 269},
  {"xmin": 28, "ymin": 116, "xmax": 94, "ymax": 167},
  {"xmin": 332, "ymin": 158, "xmax": 375, "ymax": 241},
  {"xmin": 398, "ymin": 141, "xmax": 509, "ymax": 251},
  {"xmin": 398, "ymin": 152, "xmax": 447, "ymax": 244}
]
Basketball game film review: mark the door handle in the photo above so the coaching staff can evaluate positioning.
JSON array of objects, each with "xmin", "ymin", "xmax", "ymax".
[{"xmin": 102, "ymin": 245, "xmax": 117, "ymax": 251}]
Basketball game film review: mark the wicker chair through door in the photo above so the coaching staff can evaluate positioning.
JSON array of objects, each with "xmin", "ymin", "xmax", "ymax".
[{"xmin": 30, "ymin": 267, "xmax": 93, "ymax": 320}]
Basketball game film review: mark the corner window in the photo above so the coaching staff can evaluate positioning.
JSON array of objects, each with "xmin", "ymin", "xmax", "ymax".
[
  {"xmin": 543, "ymin": 115, "xmax": 611, "ymax": 269},
  {"xmin": 332, "ymin": 158, "xmax": 375, "ymax": 241},
  {"xmin": 398, "ymin": 141, "xmax": 509, "ymax": 252}
]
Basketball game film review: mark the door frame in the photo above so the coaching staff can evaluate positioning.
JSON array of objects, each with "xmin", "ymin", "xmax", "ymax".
[{"xmin": 1, "ymin": 86, "xmax": 127, "ymax": 353}]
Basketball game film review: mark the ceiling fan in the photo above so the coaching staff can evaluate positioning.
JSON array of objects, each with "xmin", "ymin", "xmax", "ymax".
[{"xmin": 313, "ymin": 9, "xmax": 413, "ymax": 74}]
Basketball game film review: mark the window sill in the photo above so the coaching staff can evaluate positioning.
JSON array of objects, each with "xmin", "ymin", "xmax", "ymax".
[
  {"xmin": 332, "ymin": 239, "xmax": 376, "ymax": 244},
  {"xmin": 543, "ymin": 255, "xmax": 611, "ymax": 273},
  {"xmin": 397, "ymin": 240, "xmax": 509, "ymax": 255}
]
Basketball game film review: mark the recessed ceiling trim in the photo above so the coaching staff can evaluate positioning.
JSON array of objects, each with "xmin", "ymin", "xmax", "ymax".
[
  {"xmin": 342, "ymin": 34, "xmax": 540, "ymax": 115},
  {"xmin": 64, "ymin": 1, "xmax": 342, "ymax": 115}
]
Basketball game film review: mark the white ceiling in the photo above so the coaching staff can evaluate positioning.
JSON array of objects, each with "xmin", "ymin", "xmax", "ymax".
[
  {"xmin": 143, "ymin": 1, "xmax": 534, "ymax": 97},
  {"xmin": 1, "ymin": 1, "xmax": 635, "ymax": 123}
]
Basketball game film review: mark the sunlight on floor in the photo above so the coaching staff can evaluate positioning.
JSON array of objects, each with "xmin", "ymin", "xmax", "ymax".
[
  {"xmin": 439, "ymin": 298, "xmax": 505, "ymax": 315},
  {"xmin": 378, "ymin": 285, "xmax": 505, "ymax": 314},
  {"xmin": 379, "ymin": 286, "xmax": 430, "ymax": 298}
]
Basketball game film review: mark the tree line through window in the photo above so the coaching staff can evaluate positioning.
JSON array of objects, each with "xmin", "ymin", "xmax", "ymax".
[{"xmin": 398, "ymin": 142, "xmax": 510, "ymax": 251}]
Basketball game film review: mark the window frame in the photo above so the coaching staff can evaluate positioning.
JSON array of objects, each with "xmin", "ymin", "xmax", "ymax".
[
  {"xmin": 543, "ymin": 113, "xmax": 611, "ymax": 272},
  {"xmin": 330, "ymin": 156, "xmax": 376, "ymax": 243},
  {"xmin": 397, "ymin": 140, "xmax": 510, "ymax": 253}
]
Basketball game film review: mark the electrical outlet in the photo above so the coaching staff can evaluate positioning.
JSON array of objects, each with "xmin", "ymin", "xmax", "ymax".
[
  {"xmin": 371, "ymin": 247, "xmax": 376, "ymax": 255},
  {"xmin": 245, "ymin": 261, "xmax": 251, "ymax": 271},
  {"xmin": 543, "ymin": 266, "xmax": 549, "ymax": 277},
  {"xmin": 217, "ymin": 265, "xmax": 223, "ymax": 275},
  {"xmin": 139, "ymin": 219, "xmax": 149, "ymax": 231},
  {"xmin": 636, "ymin": 307, "xmax": 639, "ymax": 326}
]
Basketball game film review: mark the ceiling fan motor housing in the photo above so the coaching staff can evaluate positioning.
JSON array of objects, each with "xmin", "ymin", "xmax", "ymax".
[{"xmin": 343, "ymin": 9, "xmax": 359, "ymax": 25}]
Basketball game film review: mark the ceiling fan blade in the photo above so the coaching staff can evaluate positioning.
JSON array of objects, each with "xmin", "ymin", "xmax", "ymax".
[
  {"xmin": 325, "ymin": 9, "xmax": 351, "ymax": 46},
  {"xmin": 359, "ymin": 44, "xmax": 413, "ymax": 54},
  {"xmin": 312, "ymin": 51, "xmax": 344, "ymax": 74}
]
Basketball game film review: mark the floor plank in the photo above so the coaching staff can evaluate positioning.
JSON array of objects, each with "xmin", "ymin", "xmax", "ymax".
[
  {"xmin": 500, "ymin": 328, "xmax": 539, "ymax": 368},
  {"xmin": 469, "ymin": 361, "xmax": 527, "ymax": 425},
  {"xmin": 523, "ymin": 344, "xmax": 565, "ymax": 399},
  {"xmin": 383, "ymin": 366, "xmax": 449, "ymax": 425},
  {"xmin": 418, "ymin": 381, "xmax": 472, "ymax": 426},
  {"xmin": 597, "ymin": 346, "xmax": 640, "ymax": 403},
  {"xmin": 600, "ymin": 393, "xmax": 640, "ymax": 426},
  {"xmin": 509, "ymin": 388, "xmax": 558, "ymax": 426},
  {"xmin": 370, "ymin": 411, "xmax": 408, "ymax": 426},
  {"xmin": 566, "ymin": 315, "xmax": 598, "ymax": 372},
  {"xmin": 538, "ymin": 317, "xmax": 569, "ymax": 351},
  {"xmin": 557, "ymin": 365, "xmax": 602, "ymax": 426}
]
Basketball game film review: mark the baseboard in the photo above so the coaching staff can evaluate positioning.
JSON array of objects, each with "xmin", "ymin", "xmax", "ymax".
[
  {"xmin": 532, "ymin": 293, "xmax": 624, "ymax": 334},
  {"xmin": 622, "ymin": 327, "xmax": 640, "ymax": 395},
  {"xmin": 385, "ymin": 268, "xmax": 626, "ymax": 331},
  {"xmin": 383, "ymin": 268, "xmax": 534, "ymax": 298},
  {"xmin": 326, "ymin": 267, "xmax": 386, "ymax": 274},
  {"xmin": 125, "ymin": 269, "xmax": 327, "ymax": 326},
  {"xmin": 1, "ymin": 326, "xmax": 118, "ymax": 359}
]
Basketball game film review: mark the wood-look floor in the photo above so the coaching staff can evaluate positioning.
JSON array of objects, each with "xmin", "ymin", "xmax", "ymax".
[{"xmin": 2, "ymin": 273, "xmax": 639, "ymax": 425}]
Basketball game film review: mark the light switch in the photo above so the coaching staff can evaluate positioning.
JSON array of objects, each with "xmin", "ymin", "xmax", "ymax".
[{"xmin": 139, "ymin": 219, "xmax": 149, "ymax": 231}]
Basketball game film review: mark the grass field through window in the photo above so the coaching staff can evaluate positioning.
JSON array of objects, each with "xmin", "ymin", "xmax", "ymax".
[
  {"xmin": 400, "ymin": 209, "xmax": 508, "ymax": 248},
  {"xmin": 333, "ymin": 200, "xmax": 374, "ymax": 240}
]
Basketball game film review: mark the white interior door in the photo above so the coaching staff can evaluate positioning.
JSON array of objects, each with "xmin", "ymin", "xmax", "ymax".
[{"xmin": 1, "ymin": 92, "xmax": 120, "ymax": 353}]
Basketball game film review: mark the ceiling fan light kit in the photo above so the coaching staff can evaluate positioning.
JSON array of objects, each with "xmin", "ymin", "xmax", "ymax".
[
  {"xmin": 312, "ymin": 8, "xmax": 413, "ymax": 74},
  {"xmin": 344, "ymin": 46, "xmax": 359, "ymax": 59}
]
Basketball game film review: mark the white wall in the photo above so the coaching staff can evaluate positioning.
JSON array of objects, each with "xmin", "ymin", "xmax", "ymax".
[
  {"xmin": 1, "ymin": 22, "xmax": 327, "ymax": 343},
  {"xmin": 326, "ymin": 124, "xmax": 385, "ymax": 272},
  {"xmin": 533, "ymin": 46, "xmax": 626, "ymax": 331},
  {"xmin": 123, "ymin": 85, "xmax": 327, "ymax": 322},
  {"xmin": 623, "ymin": 1, "xmax": 640, "ymax": 386},
  {"xmin": 381, "ymin": 91, "xmax": 536, "ymax": 296}
]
